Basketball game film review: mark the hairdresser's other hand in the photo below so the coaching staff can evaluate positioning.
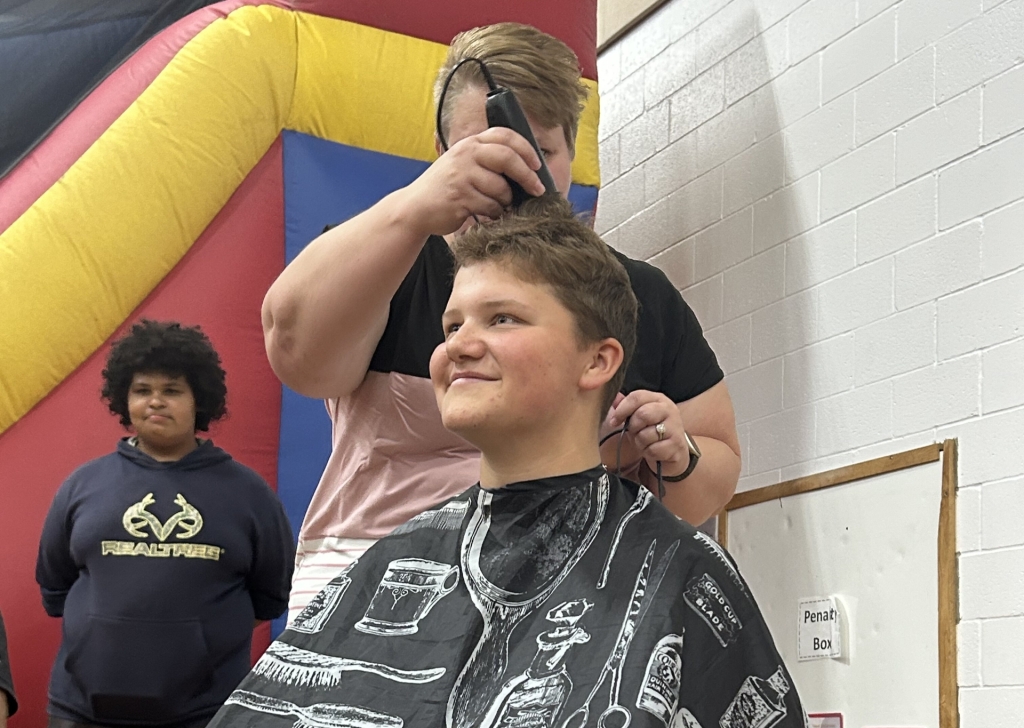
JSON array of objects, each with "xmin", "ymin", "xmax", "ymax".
[
  {"xmin": 406, "ymin": 127, "xmax": 546, "ymax": 237},
  {"xmin": 603, "ymin": 390, "xmax": 690, "ymax": 477}
]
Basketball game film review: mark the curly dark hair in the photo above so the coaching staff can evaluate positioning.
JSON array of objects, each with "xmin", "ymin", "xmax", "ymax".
[{"xmin": 101, "ymin": 320, "xmax": 227, "ymax": 431}]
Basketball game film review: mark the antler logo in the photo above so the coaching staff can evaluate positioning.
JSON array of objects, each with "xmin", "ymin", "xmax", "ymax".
[{"xmin": 123, "ymin": 493, "xmax": 204, "ymax": 541}]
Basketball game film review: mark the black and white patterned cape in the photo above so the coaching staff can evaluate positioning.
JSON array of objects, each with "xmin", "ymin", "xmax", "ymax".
[{"xmin": 208, "ymin": 467, "xmax": 805, "ymax": 728}]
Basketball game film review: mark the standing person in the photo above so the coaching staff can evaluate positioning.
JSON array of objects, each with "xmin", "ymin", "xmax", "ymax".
[
  {"xmin": 0, "ymin": 611, "xmax": 17, "ymax": 728},
  {"xmin": 262, "ymin": 23, "xmax": 741, "ymax": 618},
  {"xmin": 36, "ymin": 320, "xmax": 295, "ymax": 728},
  {"xmin": 205, "ymin": 198, "xmax": 803, "ymax": 728}
]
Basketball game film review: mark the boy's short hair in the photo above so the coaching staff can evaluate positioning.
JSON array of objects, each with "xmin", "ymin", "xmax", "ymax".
[
  {"xmin": 450, "ymin": 197, "xmax": 638, "ymax": 414},
  {"xmin": 101, "ymin": 320, "xmax": 227, "ymax": 431},
  {"xmin": 434, "ymin": 22, "xmax": 589, "ymax": 155}
]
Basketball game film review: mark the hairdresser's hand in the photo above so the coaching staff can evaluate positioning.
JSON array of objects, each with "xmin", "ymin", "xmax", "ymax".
[
  {"xmin": 405, "ymin": 128, "xmax": 546, "ymax": 237},
  {"xmin": 601, "ymin": 390, "xmax": 691, "ymax": 477}
]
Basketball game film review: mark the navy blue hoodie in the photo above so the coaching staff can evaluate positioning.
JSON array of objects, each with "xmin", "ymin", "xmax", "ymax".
[{"xmin": 37, "ymin": 439, "xmax": 295, "ymax": 727}]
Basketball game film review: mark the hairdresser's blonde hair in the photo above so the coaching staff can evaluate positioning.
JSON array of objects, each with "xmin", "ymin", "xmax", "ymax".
[{"xmin": 434, "ymin": 23, "xmax": 589, "ymax": 155}]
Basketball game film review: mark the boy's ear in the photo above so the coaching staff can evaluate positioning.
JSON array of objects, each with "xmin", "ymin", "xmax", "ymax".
[
  {"xmin": 578, "ymin": 338, "xmax": 624, "ymax": 393},
  {"xmin": 434, "ymin": 133, "xmax": 445, "ymax": 158}
]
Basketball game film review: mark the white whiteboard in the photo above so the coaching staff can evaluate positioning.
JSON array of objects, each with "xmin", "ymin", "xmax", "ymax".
[{"xmin": 727, "ymin": 460, "xmax": 943, "ymax": 728}]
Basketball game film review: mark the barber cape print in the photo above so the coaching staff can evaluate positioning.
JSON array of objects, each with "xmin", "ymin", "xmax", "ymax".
[{"xmin": 208, "ymin": 467, "xmax": 805, "ymax": 728}]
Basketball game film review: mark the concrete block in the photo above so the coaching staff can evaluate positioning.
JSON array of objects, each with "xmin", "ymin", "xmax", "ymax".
[
  {"xmin": 785, "ymin": 212, "xmax": 856, "ymax": 294},
  {"xmin": 695, "ymin": 207, "xmax": 754, "ymax": 279},
  {"xmin": 696, "ymin": 91, "xmax": 759, "ymax": 169},
  {"xmin": 822, "ymin": 8, "xmax": 895, "ymax": 102},
  {"xmin": 645, "ymin": 34, "xmax": 698, "ymax": 108},
  {"xmin": 747, "ymin": 401, "xmax": 817, "ymax": 472},
  {"xmin": 857, "ymin": 175, "xmax": 937, "ymax": 263},
  {"xmin": 898, "ymin": 0, "xmax": 982, "ymax": 59},
  {"xmin": 723, "ymin": 245, "xmax": 787, "ymax": 320},
  {"xmin": 820, "ymin": 132, "xmax": 896, "ymax": 221},
  {"xmin": 938, "ymin": 268, "xmax": 1024, "ymax": 359},
  {"xmin": 815, "ymin": 379, "xmax": 893, "ymax": 455},
  {"xmin": 783, "ymin": 93, "xmax": 856, "ymax": 182},
  {"xmin": 855, "ymin": 303, "xmax": 936, "ymax": 386},
  {"xmin": 752, "ymin": 173, "xmax": 820, "ymax": 251},
  {"xmin": 817, "ymin": 257, "xmax": 894, "ymax": 338},
  {"xmin": 768, "ymin": 53, "xmax": 821, "ymax": 128},
  {"xmin": 939, "ymin": 406, "xmax": 1024, "ymax": 487},
  {"xmin": 648, "ymin": 235, "xmax": 695, "ymax": 290},
  {"xmin": 644, "ymin": 131, "xmax": 699, "ymax": 204},
  {"xmin": 896, "ymin": 88, "xmax": 981, "ymax": 185},
  {"xmin": 723, "ymin": 132, "xmax": 786, "ymax": 214},
  {"xmin": 959, "ymin": 686, "xmax": 1024, "ymax": 728},
  {"xmin": 600, "ymin": 70, "xmax": 645, "ymax": 140},
  {"xmin": 938, "ymin": 132, "xmax": 1024, "ymax": 229},
  {"xmin": 936, "ymin": 0, "xmax": 1024, "ymax": 102},
  {"xmin": 788, "ymin": 0, "xmax": 858, "ymax": 64},
  {"xmin": 594, "ymin": 164, "xmax": 644, "ymax": 234},
  {"xmin": 982, "ymin": 617, "xmax": 1024, "ymax": 686},
  {"xmin": 705, "ymin": 314, "xmax": 752, "ymax": 374},
  {"xmin": 895, "ymin": 221, "xmax": 983, "ymax": 310},
  {"xmin": 670, "ymin": 63, "xmax": 726, "ymax": 141},
  {"xmin": 960, "ymin": 545, "xmax": 1024, "ymax": 619},
  {"xmin": 982, "ymin": 338, "xmax": 1024, "ymax": 415},
  {"xmin": 696, "ymin": 0, "xmax": 760, "ymax": 74},
  {"xmin": 892, "ymin": 354, "xmax": 981, "ymax": 435},
  {"xmin": 983, "ymin": 477, "xmax": 1024, "ymax": 550},
  {"xmin": 619, "ymin": 100, "xmax": 671, "ymax": 171},
  {"xmin": 784, "ymin": 333, "xmax": 856, "ymax": 406},
  {"xmin": 750, "ymin": 287, "xmax": 818, "ymax": 363},
  {"xmin": 982, "ymin": 199, "xmax": 1024, "ymax": 278},
  {"xmin": 855, "ymin": 47, "xmax": 935, "ymax": 145},
  {"xmin": 682, "ymin": 274, "xmax": 724, "ymax": 330},
  {"xmin": 983, "ymin": 63, "xmax": 1024, "ymax": 144}
]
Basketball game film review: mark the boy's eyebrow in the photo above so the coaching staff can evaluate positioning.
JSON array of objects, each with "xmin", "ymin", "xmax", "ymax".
[{"xmin": 442, "ymin": 298, "xmax": 533, "ymax": 320}]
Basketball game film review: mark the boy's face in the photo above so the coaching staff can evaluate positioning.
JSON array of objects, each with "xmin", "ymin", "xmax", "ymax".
[
  {"xmin": 446, "ymin": 85, "xmax": 574, "ymax": 197},
  {"xmin": 430, "ymin": 261, "xmax": 594, "ymax": 442}
]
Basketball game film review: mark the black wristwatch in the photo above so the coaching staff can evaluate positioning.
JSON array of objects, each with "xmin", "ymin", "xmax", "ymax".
[{"xmin": 662, "ymin": 431, "xmax": 701, "ymax": 482}]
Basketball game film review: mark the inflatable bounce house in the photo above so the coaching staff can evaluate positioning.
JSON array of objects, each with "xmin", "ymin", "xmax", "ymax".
[{"xmin": 0, "ymin": 0, "xmax": 600, "ymax": 722}]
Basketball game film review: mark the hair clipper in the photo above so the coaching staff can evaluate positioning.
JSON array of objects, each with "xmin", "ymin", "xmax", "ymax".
[{"xmin": 485, "ymin": 87, "xmax": 559, "ymax": 207}]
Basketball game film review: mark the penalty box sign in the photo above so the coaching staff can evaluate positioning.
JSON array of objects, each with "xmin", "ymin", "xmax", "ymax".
[{"xmin": 798, "ymin": 596, "xmax": 843, "ymax": 661}]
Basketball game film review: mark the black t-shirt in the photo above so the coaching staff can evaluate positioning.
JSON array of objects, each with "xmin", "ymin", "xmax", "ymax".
[
  {"xmin": 0, "ymin": 611, "xmax": 17, "ymax": 717},
  {"xmin": 370, "ymin": 235, "xmax": 723, "ymax": 403}
]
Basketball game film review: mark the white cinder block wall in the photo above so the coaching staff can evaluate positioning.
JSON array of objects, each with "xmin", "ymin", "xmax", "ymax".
[{"xmin": 594, "ymin": 0, "xmax": 1024, "ymax": 723}]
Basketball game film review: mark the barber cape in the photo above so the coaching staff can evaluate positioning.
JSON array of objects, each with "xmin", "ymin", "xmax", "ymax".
[{"xmin": 210, "ymin": 467, "xmax": 805, "ymax": 728}]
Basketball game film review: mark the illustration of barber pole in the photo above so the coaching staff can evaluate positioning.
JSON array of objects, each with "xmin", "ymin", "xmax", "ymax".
[
  {"xmin": 718, "ymin": 667, "xmax": 791, "ymax": 728},
  {"xmin": 636, "ymin": 634, "xmax": 684, "ymax": 726},
  {"xmin": 355, "ymin": 558, "xmax": 460, "ymax": 636},
  {"xmin": 291, "ymin": 563, "xmax": 358, "ymax": 634},
  {"xmin": 479, "ymin": 600, "xmax": 592, "ymax": 728}
]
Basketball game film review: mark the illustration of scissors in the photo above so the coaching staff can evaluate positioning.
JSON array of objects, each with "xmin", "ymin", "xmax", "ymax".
[{"xmin": 561, "ymin": 538, "xmax": 680, "ymax": 728}]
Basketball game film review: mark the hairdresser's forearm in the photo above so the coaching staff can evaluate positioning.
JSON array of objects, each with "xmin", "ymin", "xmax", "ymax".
[
  {"xmin": 641, "ymin": 436, "xmax": 740, "ymax": 526},
  {"xmin": 262, "ymin": 187, "xmax": 430, "ymax": 399}
]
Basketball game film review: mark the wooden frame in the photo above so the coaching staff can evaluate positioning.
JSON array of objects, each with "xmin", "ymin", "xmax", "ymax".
[
  {"xmin": 597, "ymin": 0, "xmax": 671, "ymax": 51},
  {"xmin": 717, "ymin": 441, "xmax": 959, "ymax": 728}
]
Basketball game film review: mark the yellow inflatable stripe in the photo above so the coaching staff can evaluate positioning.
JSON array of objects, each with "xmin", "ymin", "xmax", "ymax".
[
  {"xmin": 0, "ymin": 5, "xmax": 296, "ymax": 432},
  {"xmin": 0, "ymin": 5, "xmax": 601, "ymax": 434}
]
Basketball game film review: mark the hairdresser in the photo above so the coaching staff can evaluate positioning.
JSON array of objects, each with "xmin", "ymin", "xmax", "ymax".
[{"xmin": 261, "ymin": 23, "xmax": 742, "ymax": 617}]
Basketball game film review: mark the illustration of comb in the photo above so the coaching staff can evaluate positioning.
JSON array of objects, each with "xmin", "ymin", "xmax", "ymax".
[
  {"xmin": 226, "ymin": 690, "xmax": 404, "ymax": 728},
  {"xmin": 253, "ymin": 642, "xmax": 446, "ymax": 689}
]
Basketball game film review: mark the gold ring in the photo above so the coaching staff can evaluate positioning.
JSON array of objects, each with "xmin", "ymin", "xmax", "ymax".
[{"xmin": 656, "ymin": 422, "xmax": 666, "ymax": 440}]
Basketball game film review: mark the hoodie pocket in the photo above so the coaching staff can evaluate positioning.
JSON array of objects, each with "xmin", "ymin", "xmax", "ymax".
[{"xmin": 66, "ymin": 614, "xmax": 210, "ymax": 723}]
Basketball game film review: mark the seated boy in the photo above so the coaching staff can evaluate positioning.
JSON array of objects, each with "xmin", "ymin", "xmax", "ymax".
[{"xmin": 208, "ymin": 198, "xmax": 803, "ymax": 728}]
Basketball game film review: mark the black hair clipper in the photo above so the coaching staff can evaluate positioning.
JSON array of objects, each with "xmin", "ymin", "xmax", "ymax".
[{"xmin": 485, "ymin": 87, "xmax": 559, "ymax": 207}]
